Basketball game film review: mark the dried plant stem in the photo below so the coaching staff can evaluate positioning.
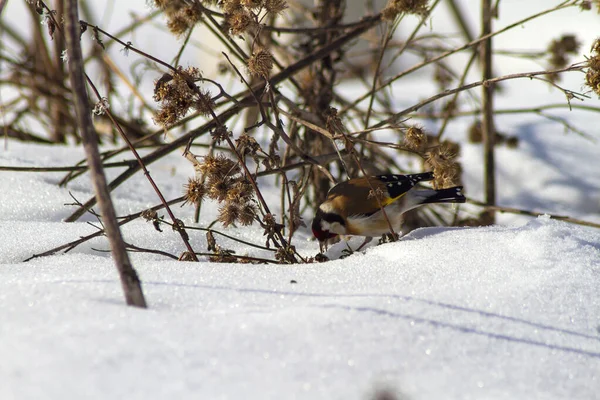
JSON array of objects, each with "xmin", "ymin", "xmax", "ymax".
[
  {"xmin": 63, "ymin": 14, "xmax": 380, "ymax": 222},
  {"xmin": 65, "ymin": 0, "xmax": 146, "ymax": 308},
  {"xmin": 436, "ymin": 51, "xmax": 478, "ymax": 140},
  {"xmin": 468, "ymin": 199, "xmax": 600, "ymax": 230},
  {"xmin": 371, "ymin": 63, "xmax": 586, "ymax": 129},
  {"xmin": 84, "ymin": 77, "xmax": 200, "ymax": 261},
  {"xmin": 35, "ymin": 0, "xmax": 198, "ymax": 261},
  {"xmin": 340, "ymin": 0, "xmax": 578, "ymax": 119},
  {"xmin": 481, "ymin": 0, "xmax": 496, "ymax": 220},
  {"xmin": 24, "ymin": 197, "xmax": 186, "ymax": 262}
]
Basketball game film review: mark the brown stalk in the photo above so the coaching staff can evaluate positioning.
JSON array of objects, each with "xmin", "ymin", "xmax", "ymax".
[
  {"xmin": 339, "ymin": 0, "xmax": 578, "ymax": 118},
  {"xmin": 64, "ymin": 0, "xmax": 147, "ymax": 307},
  {"xmin": 35, "ymin": 0, "xmax": 199, "ymax": 261},
  {"xmin": 481, "ymin": 0, "xmax": 496, "ymax": 220},
  {"xmin": 370, "ymin": 63, "xmax": 586, "ymax": 129},
  {"xmin": 468, "ymin": 199, "xmax": 600, "ymax": 230}
]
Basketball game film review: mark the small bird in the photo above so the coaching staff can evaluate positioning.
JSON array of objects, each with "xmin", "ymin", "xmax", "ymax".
[{"xmin": 311, "ymin": 172, "xmax": 465, "ymax": 251}]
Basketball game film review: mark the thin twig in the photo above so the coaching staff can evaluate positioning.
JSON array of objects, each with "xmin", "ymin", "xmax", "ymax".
[
  {"xmin": 468, "ymin": 199, "xmax": 600, "ymax": 230},
  {"xmin": 64, "ymin": 0, "xmax": 147, "ymax": 307}
]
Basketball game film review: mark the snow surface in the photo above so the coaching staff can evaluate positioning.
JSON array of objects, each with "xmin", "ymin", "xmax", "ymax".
[
  {"xmin": 2, "ymin": 1, "xmax": 600, "ymax": 399},
  {"xmin": 1, "ymin": 216, "xmax": 599, "ymax": 400}
]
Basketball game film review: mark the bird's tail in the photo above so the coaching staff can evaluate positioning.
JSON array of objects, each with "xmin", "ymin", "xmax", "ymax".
[
  {"xmin": 398, "ymin": 186, "xmax": 465, "ymax": 214},
  {"xmin": 419, "ymin": 186, "xmax": 466, "ymax": 205}
]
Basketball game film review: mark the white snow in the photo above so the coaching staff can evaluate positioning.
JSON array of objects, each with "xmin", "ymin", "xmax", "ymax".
[{"xmin": 2, "ymin": 1, "xmax": 600, "ymax": 399}]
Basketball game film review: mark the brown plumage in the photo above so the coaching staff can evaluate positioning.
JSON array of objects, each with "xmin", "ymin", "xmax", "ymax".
[{"xmin": 312, "ymin": 172, "xmax": 465, "ymax": 246}]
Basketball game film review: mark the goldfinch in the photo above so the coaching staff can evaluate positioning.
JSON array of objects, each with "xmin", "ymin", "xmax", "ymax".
[{"xmin": 311, "ymin": 172, "xmax": 465, "ymax": 249}]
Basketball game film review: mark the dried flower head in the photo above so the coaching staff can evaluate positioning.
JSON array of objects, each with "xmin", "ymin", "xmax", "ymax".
[
  {"xmin": 210, "ymin": 126, "xmax": 231, "ymax": 144},
  {"xmin": 426, "ymin": 141, "xmax": 461, "ymax": 188},
  {"xmin": 547, "ymin": 34, "xmax": 580, "ymax": 82},
  {"xmin": 264, "ymin": 0, "xmax": 287, "ymax": 14},
  {"xmin": 152, "ymin": 66, "xmax": 205, "ymax": 127},
  {"xmin": 208, "ymin": 176, "xmax": 234, "ymax": 202},
  {"xmin": 382, "ymin": 0, "xmax": 429, "ymax": 21},
  {"xmin": 247, "ymin": 48, "xmax": 274, "ymax": 78},
  {"xmin": 225, "ymin": 9, "xmax": 254, "ymax": 35},
  {"xmin": 222, "ymin": 0, "xmax": 243, "ymax": 14},
  {"xmin": 467, "ymin": 120, "xmax": 483, "ymax": 143},
  {"xmin": 167, "ymin": 12, "xmax": 191, "ymax": 37},
  {"xmin": 585, "ymin": 38, "xmax": 600, "ymax": 96},
  {"xmin": 199, "ymin": 154, "xmax": 241, "ymax": 178},
  {"xmin": 241, "ymin": 0, "xmax": 262, "ymax": 9},
  {"xmin": 193, "ymin": 89, "xmax": 215, "ymax": 116},
  {"xmin": 404, "ymin": 125, "xmax": 428, "ymax": 152},
  {"xmin": 325, "ymin": 107, "xmax": 345, "ymax": 135},
  {"xmin": 182, "ymin": 4, "xmax": 203, "ymax": 24},
  {"xmin": 238, "ymin": 202, "xmax": 257, "ymax": 226},
  {"xmin": 227, "ymin": 179, "xmax": 255, "ymax": 203},
  {"xmin": 236, "ymin": 133, "xmax": 261, "ymax": 156},
  {"xmin": 183, "ymin": 177, "xmax": 207, "ymax": 206},
  {"xmin": 275, "ymin": 245, "xmax": 296, "ymax": 263},
  {"xmin": 580, "ymin": 1, "xmax": 592, "ymax": 11},
  {"xmin": 153, "ymin": 0, "xmax": 187, "ymax": 14},
  {"xmin": 218, "ymin": 203, "xmax": 240, "ymax": 227}
]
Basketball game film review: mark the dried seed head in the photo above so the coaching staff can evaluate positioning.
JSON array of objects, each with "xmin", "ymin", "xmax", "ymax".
[
  {"xmin": 241, "ymin": 0, "xmax": 262, "ymax": 9},
  {"xmin": 382, "ymin": 3, "xmax": 400, "ymax": 21},
  {"xmin": 218, "ymin": 203, "xmax": 240, "ymax": 227},
  {"xmin": 236, "ymin": 133, "xmax": 261, "ymax": 156},
  {"xmin": 141, "ymin": 209, "xmax": 158, "ymax": 221},
  {"xmin": 193, "ymin": 89, "xmax": 215, "ymax": 116},
  {"xmin": 404, "ymin": 125, "xmax": 428, "ymax": 152},
  {"xmin": 467, "ymin": 120, "xmax": 483, "ymax": 143},
  {"xmin": 238, "ymin": 202, "xmax": 257, "ymax": 226},
  {"xmin": 222, "ymin": 0, "xmax": 243, "ymax": 14},
  {"xmin": 211, "ymin": 126, "xmax": 231, "ymax": 144},
  {"xmin": 182, "ymin": 66, "xmax": 202, "ymax": 80},
  {"xmin": 248, "ymin": 49, "xmax": 274, "ymax": 78},
  {"xmin": 547, "ymin": 34, "xmax": 581, "ymax": 82},
  {"xmin": 167, "ymin": 13, "xmax": 191, "ymax": 37},
  {"xmin": 209, "ymin": 176, "xmax": 234, "ymax": 202},
  {"xmin": 182, "ymin": 4, "xmax": 203, "ymax": 24},
  {"xmin": 183, "ymin": 178, "xmax": 207, "ymax": 206},
  {"xmin": 226, "ymin": 9, "xmax": 254, "ymax": 35},
  {"xmin": 395, "ymin": 0, "xmax": 429, "ymax": 15},
  {"xmin": 426, "ymin": 141, "xmax": 461, "ymax": 189},
  {"xmin": 153, "ymin": 107, "xmax": 179, "ymax": 127},
  {"xmin": 198, "ymin": 154, "xmax": 240, "ymax": 178},
  {"xmin": 382, "ymin": 0, "xmax": 429, "ymax": 20},
  {"xmin": 275, "ymin": 245, "xmax": 296, "ymax": 263},
  {"xmin": 152, "ymin": 66, "xmax": 204, "ymax": 127},
  {"xmin": 325, "ymin": 107, "xmax": 345, "ymax": 135},
  {"xmin": 264, "ymin": 0, "xmax": 287, "ymax": 14},
  {"xmin": 227, "ymin": 179, "xmax": 254, "ymax": 203},
  {"xmin": 153, "ymin": 0, "xmax": 187, "ymax": 14},
  {"xmin": 585, "ymin": 39, "xmax": 600, "ymax": 96}
]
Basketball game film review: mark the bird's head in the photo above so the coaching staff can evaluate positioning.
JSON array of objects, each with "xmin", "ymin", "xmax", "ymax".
[{"xmin": 312, "ymin": 208, "xmax": 346, "ymax": 252}]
